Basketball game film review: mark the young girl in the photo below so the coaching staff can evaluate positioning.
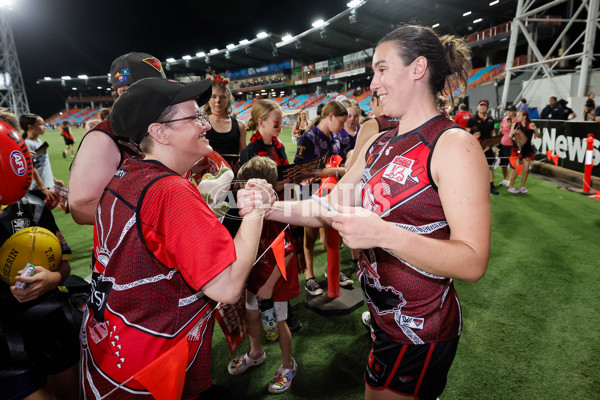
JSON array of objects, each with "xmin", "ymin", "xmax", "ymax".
[
  {"xmin": 240, "ymin": 99, "xmax": 288, "ymax": 167},
  {"xmin": 228, "ymin": 156, "xmax": 300, "ymax": 394},
  {"xmin": 508, "ymin": 110, "xmax": 541, "ymax": 193},
  {"xmin": 19, "ymin": 113, "xmax": 63, "ymax": 202},
  {"xmin": 294, "ymin": 101, "xmax": 350, "ymax": 296}
]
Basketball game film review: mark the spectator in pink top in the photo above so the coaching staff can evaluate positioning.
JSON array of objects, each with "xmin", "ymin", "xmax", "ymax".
[{"xmin": 498, "ymin": 104, "xmax": 517, "ymax": 187}]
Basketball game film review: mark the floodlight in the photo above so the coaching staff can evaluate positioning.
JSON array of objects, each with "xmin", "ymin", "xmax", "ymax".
[
  {"xmin": 312, "ymin": 19, "xmax": 325, "ymax": 28},
  {"xmin": 182, "ymin": 55, "xmax": 192, "ymax": 60},
  {"xmin": 44, "ymin": 77, "xmax": 51, "ymax": 80},
  {"xmin": 239, "ymin": 39, "xmax": 249, "ymax": 45},
  {"xmin": 282, "ymin": 34, "xmax": 293, "ymax": 42},
  {"xmin": 61, "ymin": 76, "xmax": 72, "ymax": 80},
  {"xmin": 196, "ymin": 52, "xmax": 205, "ymax": 57},
  {"xmin": 210, "ymin": 49, "xmax": 219, "ymax": 54},
  {"xmin": 432, "ymin": 23, "xmax": 440, "ymax": 28},
  {"xmin": 256, "ymin": 32, "xmax": 268, "ymax": 39},
  {"xmin": 347, "ymin": 0, "xmax": 360, "ymax": 7},
  {"xmin": 489, "ymin": 0, "xmax": 499, "ymax": 5},
  {"xmin": 226, "ymin": 44, "xmax": 235, "ymax": 50},
  {"xmin": 463, "ymin": 11, "xmax": 472, "ymax": 17},
  {"xmin": 166, "ymin": 58, "xmax": 176, "ymax": 63},
  {"xmin": 97, "ymin": 86, "xmax": 102, "ymax": 89},
  {"xmin": 77, "ymin": 75, "xmax": 88, "ymax": 79},
  {"xmin": 473, "ymin": 18, "xmax": 483, "ymax": 23}
]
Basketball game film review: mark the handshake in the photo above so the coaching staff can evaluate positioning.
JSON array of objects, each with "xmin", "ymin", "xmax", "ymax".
[{"xmin": 238, "ymin": 179, "xmax": 277, "ymax": 217}]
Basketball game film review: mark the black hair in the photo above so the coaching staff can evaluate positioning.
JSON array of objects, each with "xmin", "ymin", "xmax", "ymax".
[{"xmin": 19, "ymin": 113, "xmax": 40, "ymax": 139}]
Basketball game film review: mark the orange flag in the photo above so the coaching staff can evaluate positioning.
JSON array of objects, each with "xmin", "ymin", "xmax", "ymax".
[
  {"xmin": 271, "ymin": 230, "xmax": 287, "ymax": 281},
  {"xmin": 515, "ymin": 164, "xmax": 523, "ymax": 176},
  {"xmin": 552, "ymin": 154, "xmax": 559, "ymax": 166},
  {"xmin": 132, "ymin": 337, "xmax": 188, "ymax": 400},
  {"xmin": 546, "ymin": 150, "xmax": 553, "ymax": 161},
  {"xmin": 509, "ymin": 155, "xmax": 518, "ymax": 168}
]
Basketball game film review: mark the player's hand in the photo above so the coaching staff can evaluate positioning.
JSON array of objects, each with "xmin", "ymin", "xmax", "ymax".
[
  {"xmin": 329, "ymin": 204, "xmax": 386, "ymax": 249},
  {"xmin": 10, "ymin": 266, "xmax": 60, "ymax": 303}
]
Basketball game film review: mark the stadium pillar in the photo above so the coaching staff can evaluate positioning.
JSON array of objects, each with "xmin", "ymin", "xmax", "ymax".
[
  {"xmin": 577, "ymin": 0, "xmax": 599, "ymax": 97},
  {"xmin": 500, "ymin": 0, "xmax": 524, "ymax": 111}
]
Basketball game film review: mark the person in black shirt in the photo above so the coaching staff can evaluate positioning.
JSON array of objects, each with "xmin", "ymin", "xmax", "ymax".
[{"xmin": 466, "ymin": 99, "xmax": 499, "ymax": 195}]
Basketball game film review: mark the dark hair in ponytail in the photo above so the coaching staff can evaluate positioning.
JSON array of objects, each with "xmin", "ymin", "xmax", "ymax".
[
  {"xmin": 379, "ymin": 24, "xmax": 471, "ymax": 96},
  {"xmin": 19, "ymin": 113, "xmax": 40, "ymax": 138}
]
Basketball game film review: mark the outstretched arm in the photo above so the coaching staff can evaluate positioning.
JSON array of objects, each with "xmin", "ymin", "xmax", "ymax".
[{"xmin": 330, "ymin": 129, "xmax": 490, "ymax": 282}]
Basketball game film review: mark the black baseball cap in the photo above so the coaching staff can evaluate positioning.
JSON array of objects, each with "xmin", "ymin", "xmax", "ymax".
[
  {"xmin": 506, "ymin": 104, "xmax": 517, "ymax": 111},
  {"xmin": 110, "ymin": 52, "xmax": 166, "ymax": 90},
  {"xmin": 110, "ymin": 78, "xmax": 212, "ymax": 144}
]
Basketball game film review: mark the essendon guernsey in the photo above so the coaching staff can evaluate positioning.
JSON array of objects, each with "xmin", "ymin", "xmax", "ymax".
[
  {"xmin": 358, "ymin": 115, "xmax": 462, "ymax": 345},
  {"xmin": 81, "ymin": 158, "xmax": 236, "ymax": 399}
]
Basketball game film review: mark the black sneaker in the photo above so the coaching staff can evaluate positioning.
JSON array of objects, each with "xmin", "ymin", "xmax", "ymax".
[
  {"xmin": 490, "ymin": 184, "xmax": 499, "ymax": 195},
  {"xmin": 305, "ymin": 278, "xmax": 324, "ymax": 296},
  {"xmin": 339, "ymin": 271, "xmax": 354, "ymax": 287}
]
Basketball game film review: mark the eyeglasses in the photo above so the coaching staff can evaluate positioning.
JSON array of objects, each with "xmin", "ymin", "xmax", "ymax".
[{"xmin": 157, "ymin": 113, "xmax": 207, "ymax": 125}]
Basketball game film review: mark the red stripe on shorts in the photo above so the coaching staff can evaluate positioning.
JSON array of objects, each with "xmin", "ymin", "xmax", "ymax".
[
  {"xmin": 414, "ymin": 343, "xmax": 435, "ymax": 394},
  {"xmin": 383, "ymin": 344, "xmax": 408, "ymax": 388}
]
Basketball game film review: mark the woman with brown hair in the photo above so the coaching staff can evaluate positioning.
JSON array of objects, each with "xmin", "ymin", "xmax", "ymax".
[{"xmin": 267, "ymin": 25, "xmax": 491, "ymax": 399}]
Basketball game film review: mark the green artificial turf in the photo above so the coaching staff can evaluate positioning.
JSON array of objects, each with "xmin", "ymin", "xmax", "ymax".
[{"xmin": 44, "ymin": 126, "xmax": 600, "ymax": 399}]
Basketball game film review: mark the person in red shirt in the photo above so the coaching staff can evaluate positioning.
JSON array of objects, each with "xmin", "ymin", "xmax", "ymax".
[
  {"xmin": 81, "ymin": 78, "xmax": 275, "ymax": 399},
  {"xmin": 452, "ymin": 103, "xmax": 471, "ymax": 129}
]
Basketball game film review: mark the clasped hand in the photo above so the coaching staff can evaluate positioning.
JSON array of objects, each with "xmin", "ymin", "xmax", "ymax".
[{"xmin": 238, "ymin": 178, "xmax": 276, "ymax": 217}]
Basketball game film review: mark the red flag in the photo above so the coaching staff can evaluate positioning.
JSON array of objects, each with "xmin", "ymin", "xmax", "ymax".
[
  {"xmin": 509, "ymin": 155, "xmax": 518, "ymax": 168},
  {"xmin": 552, "ymin": 154, "xmax": 559, "ymax": 166},
  {"xmin": 546, "ymin": 150, "xmax": 553, "ymax": 161},
  {"xmin": 271, "ymin": 230, "xmax": 287, "ymax": 281},
  {"xmin": 132, "ymin": 337, "xmax": 188, "ymax": 400}
]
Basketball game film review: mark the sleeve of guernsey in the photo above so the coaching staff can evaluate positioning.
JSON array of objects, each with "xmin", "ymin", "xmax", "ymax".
[{"xmin": 140, "ymin": 175, "xmax": 237, "ymax": 292}]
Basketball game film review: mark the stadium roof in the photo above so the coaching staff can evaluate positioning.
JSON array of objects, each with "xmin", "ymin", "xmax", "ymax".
[
  {"xmin": 164, "ymin": 0, "xmax": 520, "ymax": 76},
  {"xmin": 38, "ymin": 0, "xmax": 521, "ymax": 90}
]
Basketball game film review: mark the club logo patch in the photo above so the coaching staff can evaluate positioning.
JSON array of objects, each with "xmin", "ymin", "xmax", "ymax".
[
  {"xmin": 142, "ymin": 57, "xmax": 163, "ymax": 73},
  {"xmin": 382, "ymin": 156, "xmax": 414, "ymax": 185}
]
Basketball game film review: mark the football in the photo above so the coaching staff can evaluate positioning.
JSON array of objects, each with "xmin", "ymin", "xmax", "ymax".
[
  {"xmin": 0, "ymin": 121, "xmax": 33, "ymax": 205},
  {"xmin": 0, "ymin": 226, "xmax": 63, "ymax": 286}
]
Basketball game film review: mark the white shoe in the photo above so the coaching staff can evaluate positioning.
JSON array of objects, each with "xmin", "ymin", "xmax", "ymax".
[{"xmin": 499, "ymin": 179, "xmax": 510, "ymax": 187}]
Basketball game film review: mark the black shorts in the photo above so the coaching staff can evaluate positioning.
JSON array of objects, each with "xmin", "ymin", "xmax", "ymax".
[
  {"xmin": 484, "ymin": 148, "xmax": 495, "ymax": 166},
  {"xmin": 499, "ymin": 145, "xmax": 513, "ymax": 167},
  {"xmin": 63, "ymin": 137, "xmax": 75, "ymax": 145},
  {"xmin": 364, "ymin": 326, "xmax": 459, "ymax": 400}
]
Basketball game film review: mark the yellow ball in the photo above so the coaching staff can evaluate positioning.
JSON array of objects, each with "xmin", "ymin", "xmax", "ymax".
[{"xmin": 0, "ymin": 226, "xmax": 62, "ymax": 286}]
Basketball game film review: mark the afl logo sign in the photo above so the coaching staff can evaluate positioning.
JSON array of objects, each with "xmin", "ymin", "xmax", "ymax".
[{"xmin": 10, "ymin": 150, "xmax": 27, "ymax": 176}]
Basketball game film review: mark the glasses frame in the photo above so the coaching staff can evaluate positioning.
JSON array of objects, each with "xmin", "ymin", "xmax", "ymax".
[{"xmin": 157, "ymin": 113, "xmax": 207, "ymax": 125}]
